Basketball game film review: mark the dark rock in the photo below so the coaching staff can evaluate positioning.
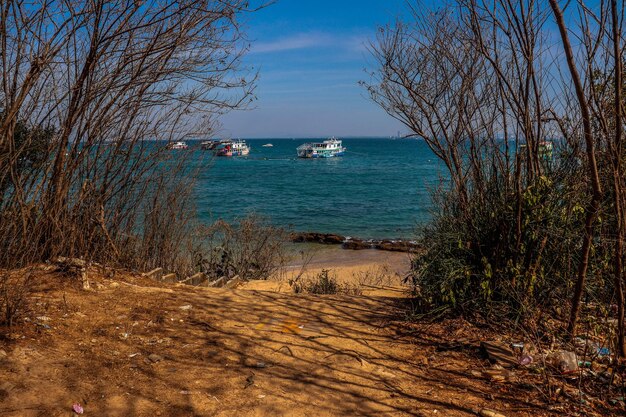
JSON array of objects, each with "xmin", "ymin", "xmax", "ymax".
[
  {"xmin": 342, "ymin": 239, "xmax": 372, "ymax": 250},
  {"xmin": 292, "ymin": 231, "xmax": 423, "ymax": 253},
  {"xmin": 374, "ymin": 240, "xmax": 422, "ymax": 253},
  {"xmin": 290, "ymin": 232, "xmax": 345, "ymax": 245}
]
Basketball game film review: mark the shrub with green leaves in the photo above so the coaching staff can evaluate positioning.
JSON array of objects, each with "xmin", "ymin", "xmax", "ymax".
[{"xmin": 409, "ymin": 172, "xmax": 589, "ymax": 319}]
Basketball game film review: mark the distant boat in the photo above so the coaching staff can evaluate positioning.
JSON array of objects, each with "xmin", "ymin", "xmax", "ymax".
[
  {"xmin": 168, "ymin": 141, "xmax": 188, "ymax": 150},
  {"xmin": 297, "ymin": 138, "xmax": 346, "ymax": 158},
  {"xmin": 262, "ymin": 143, "xmax": 273, "ymax": 147},
  {"xmin": 521, "ymin": 140, "xmax": 554, "ymax": 159},
  {"xmin": 214, "ymin": 139, "xmax": 250, "ymax": 157},
  {"xmin": 200, "ymin": 139, "xmax": 230, "ymax": 150},
  {"xmin": 539, "ymin": 141, "xmax": 553, "ymax": 158}
]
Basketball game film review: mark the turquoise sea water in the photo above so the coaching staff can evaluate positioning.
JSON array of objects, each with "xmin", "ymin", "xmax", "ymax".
[{"xmin": 191, "ymin": 138, "xmax": 445, "ymax": 239}]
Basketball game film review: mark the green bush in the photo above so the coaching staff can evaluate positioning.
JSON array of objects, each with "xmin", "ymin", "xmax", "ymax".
[{"xmin": 409, "ymin": 173, "xmax": 589, "ymax": 319}]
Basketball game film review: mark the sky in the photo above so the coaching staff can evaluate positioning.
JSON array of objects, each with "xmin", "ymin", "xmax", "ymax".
[
  {"xmin": 218, "ymin": 0, "xmax": 603, "ymax": 139},
  {"xmin": 219, "ymin": 0, "xmax": 414, "ymax": 138}
]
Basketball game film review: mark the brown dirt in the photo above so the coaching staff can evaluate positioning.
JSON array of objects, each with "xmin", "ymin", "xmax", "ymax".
[{"xmin": 0, "ymin": 266, "xmax": 620, "ymax": 416}]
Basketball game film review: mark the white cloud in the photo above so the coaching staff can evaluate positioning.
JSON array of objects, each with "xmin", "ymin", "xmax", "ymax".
[
  {"xmin": 250, "ymin": 31, "xmax": 371, "ymax": 54},
  {"xmin": 251, "ymin": 33, "xmax": 332, "ymax": 54}
]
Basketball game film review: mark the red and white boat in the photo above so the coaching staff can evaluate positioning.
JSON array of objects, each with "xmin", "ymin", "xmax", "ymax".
[{"xmin": 214, "ymin": 139, "xmax": 250, "ymax": 157}]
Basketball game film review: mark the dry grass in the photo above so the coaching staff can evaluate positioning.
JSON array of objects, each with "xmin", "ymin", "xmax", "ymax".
[{"xmin": 291, "ymin": 269, "xmax": 362, "ymax": 295}]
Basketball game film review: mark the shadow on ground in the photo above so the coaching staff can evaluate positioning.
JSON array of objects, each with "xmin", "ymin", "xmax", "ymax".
[{"xmin": 0, "ymin": 272, "xmax": 555, "ymax": 416}]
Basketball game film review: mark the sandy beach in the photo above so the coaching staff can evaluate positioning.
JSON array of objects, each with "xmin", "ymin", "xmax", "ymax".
[{"xmin": 244, "ymin": 243, "xmax": 413, "ymax": 293}]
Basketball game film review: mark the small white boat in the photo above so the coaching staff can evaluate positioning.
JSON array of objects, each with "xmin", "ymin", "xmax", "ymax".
[
  {"xmin": 297, "ymin": 138, "xmax": 345, "ymax": 158},
  {"xmin": 168, "ymin": 141, "xmax": 188, "ymax": 150},
  {"xmin": 262, "ymin": 143, "xmax": 273, "ymax": 147}
]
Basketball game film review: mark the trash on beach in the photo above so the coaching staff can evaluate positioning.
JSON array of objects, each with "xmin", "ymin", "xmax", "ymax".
[
  {"xmin": 72, "ymin": 403, "xmax": 84, "ymax": 414},
  {"xmin": 280, "ymin": 320, "xmax": 302, "ymax": 334},
  {"xmin": 480, "ymin": 341, "xmax": 518, "ymax": 368},
  {"xmin": 479, "ymin": 408, "xmax": 507, "ymax": 417},
  {"xmin": 244, "ymin": 373, "xmax": 255, "ymax": 389},
  {"xmin": 511, "ymin": 342, "xmax": 524, "ymax": 351},
  {"xmin": 278, "ymin": 345, "xmax": 294, "ymax": 356},
  {"xmin": 549, "ymin": 350, "xmax": 578, "ymax": 374},
  {"xmin": 609, "ymin": 397, "xmax": 625, "ymax": 406},
  {"xmin": 480, "ymin": 366, "xmax": 511, "ymax": 382},
  {"xmin": 518, "ymin": 354, "xmax": 533, "ymax": 366}
]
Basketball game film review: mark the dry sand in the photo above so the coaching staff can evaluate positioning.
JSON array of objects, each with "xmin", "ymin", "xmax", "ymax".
[{"xmin": 244, "ymin": 244, "xmax": 412, "ymax": 294}]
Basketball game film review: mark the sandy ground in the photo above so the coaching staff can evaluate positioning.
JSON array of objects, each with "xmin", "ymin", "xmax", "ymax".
[
  {"xmin": 285, "ymin": 244, "xmax": 412, "ymax": 274},
  {"xmin": 0, "ymin": 260, "xmax": 619, "ymax": 416},
  {"xmin": 251, "ymin": 245, "xmax": 413, "ymax": 293}
]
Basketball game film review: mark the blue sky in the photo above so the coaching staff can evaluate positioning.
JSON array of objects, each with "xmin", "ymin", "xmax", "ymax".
[
  {"xmin": 220, "ymin": 0, "xmax": 412, "ymax": 138},
  {"xmin": 219, "ymin": 0, "xmax": 602, "ymax": 139}
]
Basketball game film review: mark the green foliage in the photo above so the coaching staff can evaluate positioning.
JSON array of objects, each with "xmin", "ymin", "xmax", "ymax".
[
  {"xmin": 410, "ymin": 171, "xmax": 589, "ymax": 319},
  {"xmin": 0, "ymin": 111, "xmax": 54, "ymax": 195},
  {"xmin": 302, "ymin": 269, "xmax": 338, "ymax": 294}
]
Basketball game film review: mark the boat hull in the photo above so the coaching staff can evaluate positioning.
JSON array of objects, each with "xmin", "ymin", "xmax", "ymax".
[
  {"xmin": 297, "ymin": 149, "xmax": 345, "ymax": 158},
  {"xmin": 216, "ymin": 149, "xmax": 249, "ymax": 157}
]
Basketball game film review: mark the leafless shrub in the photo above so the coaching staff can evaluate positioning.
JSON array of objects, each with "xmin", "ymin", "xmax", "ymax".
[
  {"xmin": 0, "ymin": 269, "xmax": 32, "ymax": 327},
  {"xmin": 353, "ymin": 264, "xmax": 397, "ymax": 287},
  {"xmin": 193, "ymin": 215, "xmax": 290, "ymax": 281},
  {"xmin": 292, "ymin": 269, "xmax": 362, "ymax": 296},
  {"xmin": 0, "ymin": 1, "xmax": 267, "ymax": 274}
]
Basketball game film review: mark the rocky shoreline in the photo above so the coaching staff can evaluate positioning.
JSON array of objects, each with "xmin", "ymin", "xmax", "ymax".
[{"xmin": 290, "ymin": 232, "xmax": 422, "ymax": 253}]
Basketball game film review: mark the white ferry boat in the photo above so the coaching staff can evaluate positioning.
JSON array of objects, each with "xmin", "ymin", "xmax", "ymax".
[
  {"xmin": 168, "ymin": 141, "xmax": 188, "ymax": 150},
  {"xmin": 297, "ymin": 138, "xmax": 346, "ymax": 158},
  {"xmin": 214, "ymin": 139, "xmax": 250, "ymax": 157}
]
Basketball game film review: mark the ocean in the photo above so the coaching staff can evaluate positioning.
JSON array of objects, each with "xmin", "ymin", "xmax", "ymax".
[{"xmin": 191, "ymin": 138, "xmax": 445, "ymax": 239}]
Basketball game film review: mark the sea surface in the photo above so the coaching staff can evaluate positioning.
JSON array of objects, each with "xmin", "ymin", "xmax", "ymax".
[{"xmin": 190, "ymin": 138, "xmax": 445, "ymax": 239}]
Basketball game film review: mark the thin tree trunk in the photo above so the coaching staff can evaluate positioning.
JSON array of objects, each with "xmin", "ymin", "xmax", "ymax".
[
  {"xmin": 611, "ymin": 0, "xmax": 626, "ymax": 358},
  {"xmin": 549, "ymin": 0, "xmax": 603, "ymax": 338}
]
